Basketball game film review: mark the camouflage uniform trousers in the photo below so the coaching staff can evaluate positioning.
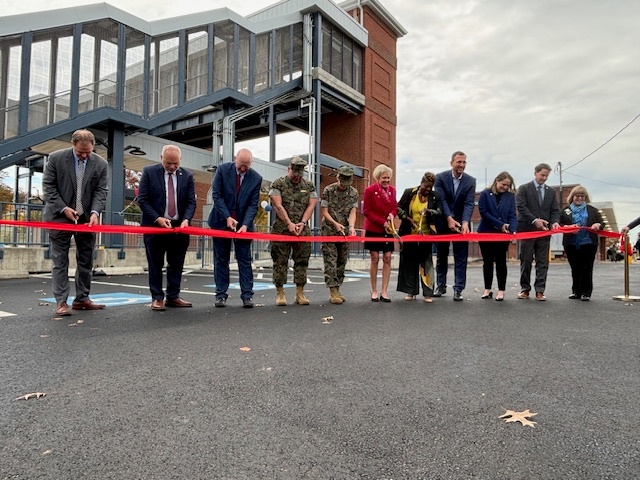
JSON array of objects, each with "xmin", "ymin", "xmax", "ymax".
[
  {"xmin": 322, "ymin": 240, "xmax": 349, "ymax": 288},
  {"xmin": 271, "ymin": 235, "xmax": 312, "ymax": 286}
]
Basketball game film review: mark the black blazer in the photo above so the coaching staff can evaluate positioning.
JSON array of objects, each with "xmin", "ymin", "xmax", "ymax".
[
  {"xmin": 516, "ymin": 181, "xmax": 560, "ymax": 232},
  {"xmin": 396, "ymin": 187, "xmax": 442, "ymax": 236},
  {"xmin": 559, "ymin": 204, "xmax": 603, "ymax": 246}
]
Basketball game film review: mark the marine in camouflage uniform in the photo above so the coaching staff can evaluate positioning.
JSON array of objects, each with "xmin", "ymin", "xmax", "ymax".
[
  {"xmin": 269, "ymin": 156, "xmax": 318, "ymax": 306},
  {"xmin": 321, "ymin": 165, "xmax": 359, "ymax": 304}
]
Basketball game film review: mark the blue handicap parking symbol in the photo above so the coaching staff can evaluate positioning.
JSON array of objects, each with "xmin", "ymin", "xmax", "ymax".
[
  {"xmin": 204, "ymin": 282, "xmax": 280, "ymax": 291},
  {"xmin": 41, "ymin": 292, "xmax": 150, "ymax": 307}
]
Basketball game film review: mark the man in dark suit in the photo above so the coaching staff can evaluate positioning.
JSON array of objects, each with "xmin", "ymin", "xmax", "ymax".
[
  {"xmin": 42, "ymin": 129, "xmax": 109, "ymax": 316},
  {"xmin": 516, "ymin": 162, "xmax": 560, "ymax": 301},
  {"xmin": 208, "ymin": 148, "xmax": 262, "ymax": 308},
  {"xmin": 433, "ymin": 151, "xmax": 476, "ymax": 301},
  {"xmin": 137, "ymin": 145, "xmax": 197, "ymax": 311}
]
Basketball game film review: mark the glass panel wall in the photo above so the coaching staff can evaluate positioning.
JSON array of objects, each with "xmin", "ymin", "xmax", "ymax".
[
  {"xmin": 156, "ymin": 35, "xmax": 179, "ymax": 112},
  {"xmin": 186, "ymin": 28, "xmax": 208, "ymax": 101},
  {"xmin": 320, "ymin": 20, "xmax": 362, "ymax": 93},
  {"xmin": 28, "ymin": 36, "xmax": 51, "ymax": 131},
  {"xmin": 213, "ymin": 21, "xmax": 234, "ymax": 91},
  {"xmin": 54, "ymin": 32, "xmax": 73, "ymax": 122},
  {"xmin": 96, "ymin": 20, "xmax": 119, "ymax": 108},
  {"xmin": 124, "ymin": 27, "xmax": 145, "ymax": 115},
  {"xmin": 3, "ymin": 41, "xmax": 21, "ymax": 139},
  {"xmin": 275, "ymin": 26, "xmax": 291, "ymax": 85},
  {"xmin": 291, "ymin": 23, "xmax": 303, "ymax": 80},
  {"xmin": 237, "ymin": 26, "xmax": 250, "ymax": 95},
  {"xmin": 254, "ymin": 32, "xmax": 270, "ymax": 94}
]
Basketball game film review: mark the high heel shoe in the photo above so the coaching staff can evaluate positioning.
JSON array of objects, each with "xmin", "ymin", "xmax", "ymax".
[{"xmin": 481, "ymin": 291, "xmax": 493, "ymax": 299}]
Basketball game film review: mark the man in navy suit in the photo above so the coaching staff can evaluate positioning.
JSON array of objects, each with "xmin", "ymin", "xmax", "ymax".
[
  {"xmin": 208, "ymin": 148, "xmax": 262, "ymax": 308},
  {"xmin": 516, "ymin": 163, "xmax": 560, "ymax": 301},
  {"xmin": 433, "ymin": 151, "xmax": 476, "ymax": 301},
  {"xmin": 137, "ymin": 145, "xmax": 197, "ymax": 311}
]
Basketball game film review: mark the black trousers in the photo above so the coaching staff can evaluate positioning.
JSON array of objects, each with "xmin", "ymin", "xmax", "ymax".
[
  {"xmin": 479, "ymin": 241, "xmax": 510, "ymax": 290},
  {"xmin": 397, "ymin": 241, "xmax": 434, "ymax": 297},
  {"xmin": 564, "ymin": 243, "xmax": 598, "ymax": 297},
  {"xmin": 143, "ymin": 232, "xmax": 190, "ymax": 301}
]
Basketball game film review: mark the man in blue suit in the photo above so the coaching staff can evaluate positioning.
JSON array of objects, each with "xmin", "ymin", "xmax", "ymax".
[
  {"xmin": 138, "ymin": 145, "xmax": 197, "ymax": 311},
  {"xmin": 434, "ymin": 151, "xmax": 476, "ymax": 301},
  {"xmin": 208, "ymin": 148, "xmax": 263, "ymax": 308}
]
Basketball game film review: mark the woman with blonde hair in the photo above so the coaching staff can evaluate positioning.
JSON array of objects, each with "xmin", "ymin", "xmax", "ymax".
[
  {"xmin": 363, "ymin": 164, "xmax": 397, "ymax": 302},
  {"xmin": 559, "ymin": 185, "xmax": 603, "ymax": 301}
]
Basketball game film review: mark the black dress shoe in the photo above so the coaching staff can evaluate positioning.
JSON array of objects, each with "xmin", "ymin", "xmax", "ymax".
[
  {"xmin": 569, "ymin": 293, "xmax": 580, "ymax": 299},
  {"xmin": 380, "ymin": 295, "xmax": 391, "ymax": 303},
  {"xmin": 243, "ymin": 298, "xmax": 254, "ymax": 308},
  {"xmin": 453, "ymin": 291, "xmax": 463, "ymax": 302},
  {"xmin": 433, "ymin": 286, "xmax": 446, "ymax": 297},
  {"xmin": 215, "ymin": 297, "xmax": 226, "ymax": 308}
]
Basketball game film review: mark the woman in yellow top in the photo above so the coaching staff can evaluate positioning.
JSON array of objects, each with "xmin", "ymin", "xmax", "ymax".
[{"xmin": 396, "ymin": 172, "xmax": 443, "ymax": 302}]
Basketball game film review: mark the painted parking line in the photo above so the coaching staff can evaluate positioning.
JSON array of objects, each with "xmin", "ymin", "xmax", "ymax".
[
  {"xmin": 0, "ymin": 311, "xmax": 17, "ymax": 318},
  {"xmin": 40, "ymin": 292, "xmax": 151, "ymax": 307},
  {"xmin": 204, "ymin": 282, "xmax": 280, "ymax": 291}
]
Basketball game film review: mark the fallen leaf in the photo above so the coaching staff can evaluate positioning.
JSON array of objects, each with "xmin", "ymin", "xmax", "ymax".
[
  {"xmin": 499, "ymin": 409, "xmax": 537, "ymax": 427},
  {"xmin": 322, "ymin": 315, "xmax": 334, "ymax": 324},
  {"xmin": 16, "ymin": 392, "xmax": 47, "ymax": 401},
  {"xmin": 239, "ymin": 347, "xmax": 251, "ymax": 352}
]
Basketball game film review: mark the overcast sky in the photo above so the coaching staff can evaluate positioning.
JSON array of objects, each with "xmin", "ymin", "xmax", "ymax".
[{"xmin": 1, "ymin": 0, "xmax": 639, "ymax": 230}]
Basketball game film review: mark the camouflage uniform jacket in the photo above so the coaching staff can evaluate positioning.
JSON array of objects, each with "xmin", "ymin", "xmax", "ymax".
[
  {"xmin": 269, "ymin": 176, "xmax": 318, "ymax": 234},
  {"xmin": 321, "ymin": 182, "xmax": 359, "ymax": 236}
]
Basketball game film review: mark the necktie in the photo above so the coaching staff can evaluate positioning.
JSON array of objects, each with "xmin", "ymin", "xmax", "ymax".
[
  {"xmin": 167, "ymin": 172, "xmax": 177, "ymax": 218},
  {"xmin": 537, "ymin": 185, "xmax": 544, "ymax": 205},
  {"xmin": 75, "ymin": 160, "xmax": 85, "ymax": 216},
  {"xmin": 236, "ymin": 173, "xmax": 242, "ymax": 194}
]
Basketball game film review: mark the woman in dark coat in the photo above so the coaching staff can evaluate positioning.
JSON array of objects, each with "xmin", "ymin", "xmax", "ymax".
[
  {"xmin": 396, "ymin": 172, "xmax": 442, "ymax": 303},
  {"xmin": 559, "ymin": 185, "xmax": 603, "ymax": 301},
  {"xmin": 477, "ymin": 171, "xmax": 517, "ymax": 301}
]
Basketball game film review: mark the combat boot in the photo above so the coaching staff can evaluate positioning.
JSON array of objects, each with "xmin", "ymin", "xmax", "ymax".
[
  {"xmin": 294, "ymin": 284, "xmax": 310, "ymax": 305},
  {"xmin": 329, "ymin": 287, "xmax": 343, "ymax": 305},
  {"xmin": 337, "ymin": 287, "xmax": 347, "ymax": 303},
  {"xmin": 276, "ymin": 286, "xmax": 287, "ymax": 306}
]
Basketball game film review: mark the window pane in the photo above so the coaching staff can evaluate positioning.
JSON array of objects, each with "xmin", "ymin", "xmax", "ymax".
[
  {"xmin": 331, "ymin": 30, "xmax": 342, "ymax": 80},
  {"xmin": 291, "ymin": 23, "xmax": 303, "ymax": 80},
  {"xmin": 343, "ymin": 37, "xmax": 353, "ymax": 88},
  {"xmin": 186, "ymin": 29, "xmax": 208, "ymax": 100},
  {"xmin": 353, "ymin": 43, "xmax": 362, "ymax": 93},
  {"xmin": 124, "ymin": 27, "xmax": 145, "ymax": 115},
  {"xmin": 54, "ymin": 35, "xmax": 73, "ymax": 122},
  {"xmin": 238, "ymin": 27, "xmax": 250, "ymax": 94},
  {"xmin": 28, "ymin": 38, "xmax": 51, "ymax": 130},
  {"xmin": 322, "ymin": 23, "xmax": 332, "ymax": 71},
  {"xmin": 275, "ymin": 26, "xmax": 290, "ymax": 84},
  {"xmin": 214, "ymin": 22, "xmax": 234, "ymax": 91},
  {"xmin": 254, "ymin": 32, "xmax": 270, "ymax": 94},
  {"xmin": 157, "ymin": 36, "xmax": 179, "ymax": 111}
]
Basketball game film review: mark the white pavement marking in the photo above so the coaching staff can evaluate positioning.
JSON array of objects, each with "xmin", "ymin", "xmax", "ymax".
[
  {"xmin": 0, "ymin": 311, "xmax": 17, "ymax": 318},
  {"xmin": 91, "ymin": 280, "xmax": 216, "ymax": 296}
]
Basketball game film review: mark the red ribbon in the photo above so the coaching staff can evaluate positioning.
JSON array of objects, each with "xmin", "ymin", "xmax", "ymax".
[{"xmin": 0, "ymin": 220, "xmax": 622, "ymax": 243}]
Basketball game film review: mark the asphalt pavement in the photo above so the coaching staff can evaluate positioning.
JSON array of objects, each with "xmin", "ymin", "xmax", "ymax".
[{"xmin": 1, "ymin": 260, "xmax": 639, "ymax": 479}]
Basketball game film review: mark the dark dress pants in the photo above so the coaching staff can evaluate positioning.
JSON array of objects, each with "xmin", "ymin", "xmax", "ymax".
[
  {"xmin": 479, "ymin": 240, "xmax": 509, "ymax": 290},
  {"xmin": 213, "ymin": 237, "xmax": 254, "ymax": 300},
  {"xmin": 397, "ymin": 241, "xmax": 433, "ymax": 296},
  {"xmin": 436, "ymin": 241, "xmax": 469, "ymax": 292},
  {"xmin": 519, "ymin": 237, "xmax": 550, "ymax": 293},
  {"xmin": 564, "ymin": 243, "xmax": 597, "ymax": 296},
  {"xmin": 49, "ymin": 227, "xmax": 96, "ymax": 304},
  {"xmin": 144, "ymin": 232, "xmax": 190, "ymax": 301}
]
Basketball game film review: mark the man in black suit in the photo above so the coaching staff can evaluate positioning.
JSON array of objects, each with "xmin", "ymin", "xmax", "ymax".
[
  {"xmin": 516, "ymin": 163, "xmax": 560, "ymax": 301},
  {"xmin": 208, "ymin": 148, "xmax": 262, "ymax": 308},
  {"xmin": 433, "ymin": 151, "xmax": 476, "ymax": 301},
  {"xmin": 137, "ymin": 145, "xmax": 197, "ymax": 311},
  {"xmin": 42, "ymin": 129, "xmax": 109, "ymax": 316}
]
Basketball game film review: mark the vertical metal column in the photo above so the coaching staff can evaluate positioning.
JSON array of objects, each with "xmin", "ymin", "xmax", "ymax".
[{"xmin": 105, "ymin": 128, "xmax": 125, "ymax": 248}]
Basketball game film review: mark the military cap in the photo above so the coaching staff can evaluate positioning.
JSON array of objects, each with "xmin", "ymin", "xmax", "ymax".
[
  {"xmin": 290, "ymin": 155, "xmax": 307, "ymax": 169},
  {"xmin": 337, "ymin": 165, "xmax": 354, "ymax": 177}
]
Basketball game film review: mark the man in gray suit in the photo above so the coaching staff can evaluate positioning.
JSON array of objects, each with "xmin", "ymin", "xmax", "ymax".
[
  {"xmin": 516, "ymin": 163, "xmax": 560, "ymax": 301},
  {"xmin": 42, "ymin": 129, "xmax": 109, "ymax": 316}
]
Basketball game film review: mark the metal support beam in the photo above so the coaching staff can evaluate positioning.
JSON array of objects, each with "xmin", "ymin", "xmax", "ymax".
[{"xmin": 105, "ymin": 127, "xmax": 125, "ymax": 248}]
